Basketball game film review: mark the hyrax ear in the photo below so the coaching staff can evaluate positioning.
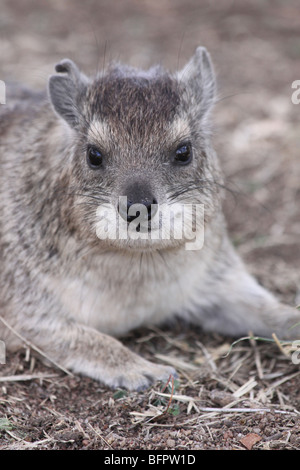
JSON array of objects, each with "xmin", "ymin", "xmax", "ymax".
[
  {"xmin": 177, "ymin": 47, "xmax": 216, "ymax": 119},
  {"xmin": 48, "ymin": 59, "xmax": 89, "ymax": 128}
]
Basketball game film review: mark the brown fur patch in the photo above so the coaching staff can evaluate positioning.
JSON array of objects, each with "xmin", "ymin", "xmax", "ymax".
[{"xmin": 86, "ymin": 67, "xmax": 181, "ymax": 141}]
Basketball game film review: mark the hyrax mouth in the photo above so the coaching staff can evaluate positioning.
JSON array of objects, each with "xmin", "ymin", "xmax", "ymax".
[{"xmin": 95, "ymin": 194, "xmax": 205, "ymax": 252}]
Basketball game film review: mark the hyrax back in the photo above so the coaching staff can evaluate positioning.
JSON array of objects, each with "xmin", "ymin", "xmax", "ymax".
[{"xmin": 0, "ymin": 47, "xmax": 299, "ymax": 390}]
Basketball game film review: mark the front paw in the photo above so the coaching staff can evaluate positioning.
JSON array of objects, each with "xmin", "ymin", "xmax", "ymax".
[
  {"xmin": 56, "ymin": 326, "xmax": 177, "ymax": 390},
  {"xmin": 105, "ymin": 356, "xmax": 177, "ymax": 391}
]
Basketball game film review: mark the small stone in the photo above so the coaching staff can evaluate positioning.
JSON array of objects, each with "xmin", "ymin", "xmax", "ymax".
[
  {"xmin": 240, "ymin": 433, "xmax": 262, "ymax": 450},
  {"xmin": 166, "ymin": 438, "xmax": 176, "ymax": 448}
]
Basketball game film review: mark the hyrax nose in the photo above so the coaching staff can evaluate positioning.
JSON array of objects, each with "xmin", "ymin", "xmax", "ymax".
[{"xmin": 118, "ymin": 184, "xmax": 158, "ymax": 223}]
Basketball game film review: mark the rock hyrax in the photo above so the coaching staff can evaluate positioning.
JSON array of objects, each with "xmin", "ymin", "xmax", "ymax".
[{"xmin": 0, "ymin": 47, "xmax": 299, "ymax": 389}]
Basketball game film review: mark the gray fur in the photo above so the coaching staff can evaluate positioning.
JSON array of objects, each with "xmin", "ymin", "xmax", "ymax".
[
  {"xmin": 0, "ymin": 47, "xmax": 299, "ymax": 390},
  {"xmin": 49, "ymin": 58, "xmax": 89, "ymax": 128},
  {"xmin": 176, "ymin": 46, "xmax": 216, "ymax": 120}
]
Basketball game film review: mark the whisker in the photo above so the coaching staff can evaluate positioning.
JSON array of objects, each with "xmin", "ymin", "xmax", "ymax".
[
  {"xmin": 167, "ymin": 177, "xmax": 275, "ymax": 219},
  {"xmin": 167, "ymin": 178, "xmax": 221, "ymax": 202}
]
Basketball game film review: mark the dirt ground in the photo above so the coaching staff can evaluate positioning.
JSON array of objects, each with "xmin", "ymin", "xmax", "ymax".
[{"xmin": 0, "ymin": 0, "xmax": 300, "ymax": 451}]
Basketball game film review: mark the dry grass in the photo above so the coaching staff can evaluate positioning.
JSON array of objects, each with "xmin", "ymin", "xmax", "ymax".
[{"xmin": 0, "ymin": 325, "xmax": 299, "ymax": 450}]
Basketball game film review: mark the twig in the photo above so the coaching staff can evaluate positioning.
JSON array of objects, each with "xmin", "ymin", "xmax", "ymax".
[
  {"xmin": 196, "ymin": 341, "xmax": 218, "ymax": 372},
  {"xmin": 5, "ymin": 429, "xmax": 52, "ymax": 447},
  {"xmin": 160, "ymin": 374, "xmax": 175, "ymax": 416},
  {"xmin": 153, "ymin": 391, "xmax": 300, "ymax": 416},
  {"xmin": 0, "ymin": 315, "xmax": 74, "ymax": 377},
  {"xmin": 196, "ymin": 407, "xmax": 298, "ymax": 415},
  {"xmin": 0, "ymin": 373, "xmax": 58, "ymax": 383},
  {"xmin": 87, "ymin": 423, "xmax": 113, "ymax": 449},
  {"xmin": 267, "ymin": 371, "xmax": 300, "ymax": 392},
  {"xmin": 249, "ymin": 332, "xmax": 264, "ymax": 379},
  {"xmin": 272, "ymin": 333, "xmax": 289, "ymax": 357},
  {"xmin": 232, "ymin": 377, "xmax": 258, "ymax": 398}
]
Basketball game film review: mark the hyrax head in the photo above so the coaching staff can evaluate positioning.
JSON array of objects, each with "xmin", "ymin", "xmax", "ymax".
[{"xmin": 48, "ymin": 47, "xmax": 221, "ymax": 251}]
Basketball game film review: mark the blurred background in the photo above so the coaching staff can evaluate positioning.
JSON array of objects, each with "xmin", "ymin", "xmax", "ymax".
[{"xmin": 1, "ymin": 0, "xmax": 300, "ymax": 303}]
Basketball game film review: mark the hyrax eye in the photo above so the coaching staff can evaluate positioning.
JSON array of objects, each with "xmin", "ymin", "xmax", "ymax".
[
  {"xmin": 86, "ymin": 145, "xmax": 103, "ymax": 169},
  {"xmin": 174, "ymin": 143, "xmax": 192, "ymax": 165}
]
